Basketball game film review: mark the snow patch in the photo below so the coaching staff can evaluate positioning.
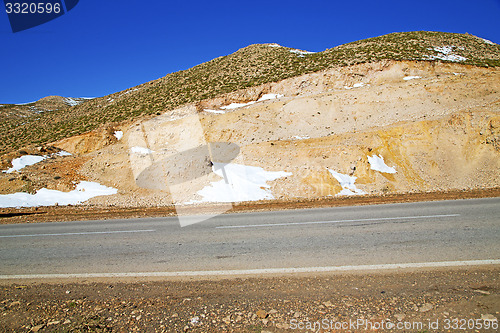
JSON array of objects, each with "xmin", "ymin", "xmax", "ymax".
[
  {"xmin": 64, "ymin": 98, "xmax": 83, "ymax": 106},
  {"xmin": 0, "ymin": 181, "xmax": 117, "ymax": 208},
  {"xmin": 345, "ymin": 83, "xmax": 365, "ymax": 90},
  {"xmin": 63, "ymin": 97, "xmax": 92, "ymax": 106},
  {"xmin": 218, "ymin": 93, "xmax": 284, "ymax": 111},
  {"xmin": 289, "ymin": 49, "xmax": 315, "ymax": 57},
  {"xmin": 29, "ymin": 106, "xmax": 50, "ymax": 113},
  {"xmin": 3, "ymin": 155, "xmax": 46, "ymax": 173},
  {"xmin": 403, "ymin": 76, "xmax": 421, "ymax": 81},
  {"xmin": 479, "ymin": 37, "xmax": 495, "ymax": 45},
  {"xmin": 130, "ymin": 146, "xmax": 154, "ymax": 155},
  {"xmin": 114, "ymin": 131, "xmax": 123, "ymax": 140},
  {"xmin": 204, "ymin": 109, "xmax": 226, "ymax": 114},
  {"xmin": 328, "ymin": 169, "xmax": 365, "ymax": 196},
  {"xmin": 55, "ymin": 151, "xmax": 72, "ymax": 157},
  {"xmin": 368, "ymin": 155, "xmax": 396, "ymax": 174},
  {"xmin": 118, "ymin": 88, "xmax": 140, "ymax": 98},
  {"xmin": 266, "ymin": 43, "xmax": 315, "ymax": 56},
  {"xmin": 292, "ymin": 135, "xmax": 310, "ymax": 140},
  {"xmin": 425, "ymin": 46, "xmax": 467, "ymax": 62},
  {"xmin": 192, "ymin": 163, "xmax": 292, "ymax": 203},
  {"xmin": 368, "ymin": 155, "xmax": 396, "ymax": 173},
  {"xmin": 258, "ymin": 93, "xmax": 283, "ymax": 101},
  {"xmin": 3, "ymin": 151, "xmax": 72, "ymax": 173}
]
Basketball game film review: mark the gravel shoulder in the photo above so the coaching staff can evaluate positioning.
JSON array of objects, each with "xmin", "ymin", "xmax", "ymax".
[
  {"xmin": 1, "ymin": 188, "xmax": 499, "ymax": 225},
  {"xmin": 1, "ymin": 266, "xmax": 499, "ymax": 332}
]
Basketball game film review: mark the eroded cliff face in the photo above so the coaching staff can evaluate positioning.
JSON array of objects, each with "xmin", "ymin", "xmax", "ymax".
[{"xmin": 3, "ymin": 61, "xmax": 499, "ymax": 207}]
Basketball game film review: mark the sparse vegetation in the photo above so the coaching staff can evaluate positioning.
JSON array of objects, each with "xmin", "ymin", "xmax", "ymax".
[{"xmin": 1, "ymin": 31, "xmax": 499, "ymax": 154}]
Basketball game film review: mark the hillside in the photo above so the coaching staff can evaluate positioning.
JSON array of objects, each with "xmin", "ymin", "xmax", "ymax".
[
  {"xmin": 0, "ymin": 31, "xmax": 499, "ymax": 210},
  {"xmin": 1, "ymin": 31, "xmax": 499, "ymax": 154}
]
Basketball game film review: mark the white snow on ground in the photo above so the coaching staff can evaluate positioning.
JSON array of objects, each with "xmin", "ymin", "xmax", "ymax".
[
  {"xmin": 328, "ymin": 169, "xmax": 365, "ymax": 196},
  {"xmin": 29, "ymin": 106, "xmax": 50, "ymax": 113},
  {"xmin": 368, "ymin": 155, "xmax": 396, "ymax": 173},
  {"xmin": 219, "ymin": 93, "xmax": 284, "ymax": 110},
  {"xmin": 258, "ymin": 93, "xmax": 284, "ymax": 101},
  {"xmin": 3, "ymin": 155, "xmax": 46, "ymax": 173},
  {"xmin": 289, "ymin": 49, "xmax": 315, "ymax": 57},
  {"xmin": 130, "ymin": 147, "xmax": 154, "ymax": 155},
  {"xmin": 425, "ymin": 46, "xmax": 467, "ymax": 62},
  {"xmin": 64, "ymin": 98, "xmax": 82, "ymax": 106},
  {"xmin": 266, "ymin": 44, "xmax": 315, "ymax": 56},
  {"xmin": 292, "ymin": 135, "xmax": 310, "ymax": 140},
  {"xmin": 64, "ymin": 98, "xmax": 79, "ymax": 106},
  {"xmin": 118, "ymin": 88, "xmax": 140, "ymax": 98},
  {"xmin": 114, "ymin": 131, "xmax": 123, "ymax": 140},
  {"xmin": 63, "ymin": 97, "xmax": 93, "ymax": 106},
  {"xmin": 204, "ymin": 109, "xmax": 226, "ymax": 114},
  {"xmin": 3, "ymin": 151, "xmax": 73, "ymax": 173},
  {"xmin": 403, "ymin": 76, "xmax": 421, "ymax": 81},
  {"xmin": 193, "ymin": 163, "xmax": 292, "ymax": 203},
  {"xmin": 345, "ymin": 83, "xmax": 365, "ymax": 90},
  {"xmin": 479, "ymin": 37, "xmax": 496, "ymax": 45},
  {"xmin": 0, "ymin": 181, "xmax": 117, "ymax": 208},
  {"xmin": 54, "ymin": 151, "xmax": 72, "ymax": 157}
]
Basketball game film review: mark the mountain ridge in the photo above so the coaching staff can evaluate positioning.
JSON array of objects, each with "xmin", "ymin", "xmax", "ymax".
[{"xmin": 1, "ymin": 31, "xmax": 499, "ymax": 155}]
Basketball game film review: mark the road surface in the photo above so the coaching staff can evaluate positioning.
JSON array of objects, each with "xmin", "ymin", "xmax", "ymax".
[{"xmin": 0, "ymin": 198, "xmax": 499, "ymax": 278}]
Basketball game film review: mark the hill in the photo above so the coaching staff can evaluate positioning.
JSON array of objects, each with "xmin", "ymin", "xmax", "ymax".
[
  {"xmin": 0, "ymin": 31, "xmax": 499, "ymax": 210},
  {"xmin": 1, "ymin": 31, "xmax": 499, "ymax": 155}
]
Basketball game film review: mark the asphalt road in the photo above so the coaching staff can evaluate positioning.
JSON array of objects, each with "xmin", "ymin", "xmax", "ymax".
[{"xmin": 0, "ymin": 198, "xmax": 499, "ymax": 277}]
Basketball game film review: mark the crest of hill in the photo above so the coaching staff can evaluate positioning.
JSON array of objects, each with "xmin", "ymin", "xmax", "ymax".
[
  {"xmin": 0, "ymin": 96, "xmax": 90, "ymax": 120},
  {"xmin": 1, "ymin": 31, "xmax": 499, "ymax": 154}
]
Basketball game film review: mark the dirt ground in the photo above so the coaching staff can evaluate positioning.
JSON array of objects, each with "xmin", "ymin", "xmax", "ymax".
[{"xmin": 0, "ymin": 266, "xmax": 498, "ymax": 332}]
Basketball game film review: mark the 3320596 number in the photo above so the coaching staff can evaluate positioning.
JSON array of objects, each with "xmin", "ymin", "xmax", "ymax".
[
  {"xmin": 443, "ymin": 318, "xmax": 498, "ymax": 330},
  {"xmin": 5, "ymin": 2, "xmax": 61, "ymax": 14}
]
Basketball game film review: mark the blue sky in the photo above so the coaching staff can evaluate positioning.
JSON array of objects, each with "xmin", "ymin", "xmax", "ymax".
[{"xmin": 1, "ymin": 0, "xmax": 500, "ymax": 104}]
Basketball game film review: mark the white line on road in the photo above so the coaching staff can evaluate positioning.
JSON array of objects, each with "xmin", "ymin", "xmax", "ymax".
[
  {"xmin": 0, "ymin": 229, "xmax": 156, "ymax": 238},
  {"xmin": 216, "ymin": 214, "xmax": 460, "ymax": 229},
  {"xmin": 0, "ymin": 259, "xmax": 498, "ymax": 280}
]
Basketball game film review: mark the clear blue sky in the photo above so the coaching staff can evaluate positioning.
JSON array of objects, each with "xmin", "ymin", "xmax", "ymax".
[{"xmin": 1, "ymin": 0, "xmax": 500, "ymax": 104}]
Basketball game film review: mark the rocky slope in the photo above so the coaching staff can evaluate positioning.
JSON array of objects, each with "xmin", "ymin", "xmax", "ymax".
[
  {"xmin": 1, "ymin": 32, "xmax": 499, "ymax": 208},
  {"xmin": 74, "ymin": 61, "xmax": 499, "ymax": 207},
  {"xmin": 1, "ymin": 31, "xmax": 499, "ymax": 155}
]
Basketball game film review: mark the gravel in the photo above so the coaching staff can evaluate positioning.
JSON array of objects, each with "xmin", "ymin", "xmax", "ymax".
[{"xmin": 1, "ymin": 267, "xmax": 498, "ymax": 332}]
